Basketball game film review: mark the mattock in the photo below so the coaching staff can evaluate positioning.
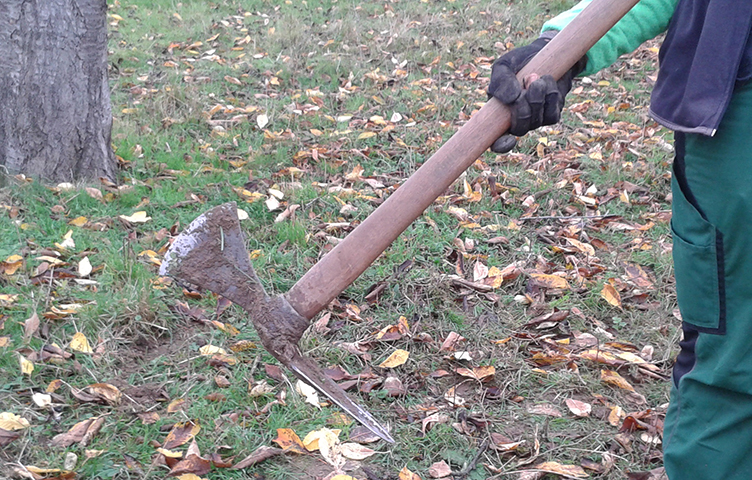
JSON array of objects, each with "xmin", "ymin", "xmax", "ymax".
[{"xmin": 160, "ymin": 0, "xmax": 641, "ymax": 444}]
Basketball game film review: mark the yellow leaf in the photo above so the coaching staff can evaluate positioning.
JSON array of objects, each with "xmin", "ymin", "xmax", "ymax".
[
  {"xmin": 530, "ymin": 273, "xmax": 570, "ymax": 289},
  {"xmin": 601, "ymin": 369, "xmax": 636, "ymax": 392},
  {"xmin": 70, "ymin": 332, "xmax": 93, "ymax": 353},
  {"xmin": 272, "ymin": 428, "xmax": 307, "ymax": 454},
  {"xmin": 167, "ymin": 399, "xmax": 187, "ymax": 413},
  {"xmin": 0, "ymin": 337, "xmax": 9, "ymax": 347},
  {"xmin": 1, "ymin": 255, "xmax": 23, "ymax": 275},
  {"xmin": 608, "ymin": 405, "xmax": 625, "ymax": 426},
  {"xmin": 199, "ymin": 345, "xmax": 227, "ymax": 355},
  {"xmin": 0, "ymin": 412, "xmax": 31, "ymax": 430},
  {"xmin": 119, "ymin": 211, "xmax": 151, "ymax": 223},
  {"xmin": 19, "ymin": 355, "xmax": 34, "ymax": 375},
  {"xmin": 156, "ymin": 447, "xmax": 184, "ymax": 458},
  {"xmin": 378, "ymin": 349, "xmax": 409, "ymax": 368},
  {"xmin": 357, "ymin": 131, "xmax": 377, "ymax": 140},
  {"xmin": 302, "ymin": 427, "xmax": 341, "ymax": 452},
  {"xmin": 534, "ymin": 461, "xmax": 588, "ymax": 478},
  {"xmin": 601, "ymin": 284, "xmax": 622, "ymax": 308},
  {"xmin": 68, "ymin": 216, "xmax": 88, "ymax": 227},
  {"xmin": 47, "ymin": 379, "xmax": 63, "ymax": 393},
  {"xmin": 399, "ymin": 466, "xmax": 422, "ymax": 480}
]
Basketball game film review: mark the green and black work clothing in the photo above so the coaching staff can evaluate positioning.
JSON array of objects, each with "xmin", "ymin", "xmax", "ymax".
[{"xmin": 543, "ymin": 1, "xmax": 752, "ymax": 478}]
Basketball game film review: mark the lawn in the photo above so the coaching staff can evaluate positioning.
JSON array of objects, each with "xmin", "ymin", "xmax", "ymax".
[{"xmin": 1, "ymin": 0, "xmax": 675, "ymax": 479}]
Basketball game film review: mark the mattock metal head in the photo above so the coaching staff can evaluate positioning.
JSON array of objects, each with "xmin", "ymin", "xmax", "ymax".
[{"xmin": 160, "ymin": 202, "xmax": 394, "ymax": 443}]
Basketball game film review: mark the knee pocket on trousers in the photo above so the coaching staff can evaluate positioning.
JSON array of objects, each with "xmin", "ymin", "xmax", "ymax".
[{"xmin": 671, "ymin": 174, "xmax": 726, "ymax": 334}]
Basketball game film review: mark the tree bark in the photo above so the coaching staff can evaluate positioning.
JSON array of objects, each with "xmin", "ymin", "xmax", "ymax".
[{"xmin": 0, "ymin": 0, "xmax": 116, "ymax": 183}]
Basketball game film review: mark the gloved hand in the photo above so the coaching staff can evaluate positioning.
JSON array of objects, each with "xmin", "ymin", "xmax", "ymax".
[{"xmin": 487, "ymin": 33, "xmax": 587, "ymax": 153}]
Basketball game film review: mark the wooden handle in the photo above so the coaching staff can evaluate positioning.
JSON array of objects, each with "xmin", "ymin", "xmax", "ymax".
[{"xmin": 286, "ymin": 0, "xmax": 640, "ymax": 319}]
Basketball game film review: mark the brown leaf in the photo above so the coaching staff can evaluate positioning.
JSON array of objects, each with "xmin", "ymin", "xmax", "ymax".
[
  {"xmin": 164, "ymin": 420, "xmax": 201, "ymax": 450},
  {"xmin": 527, "ymin": 404, "xmax": 562, "ymax": 417},
  {"xmin": 349, "ymin": 426, "xmax": 382, "ymax": 444},
  {"xmin": 625, "ymin": 263, "xmax": 654, "ymax": 289},
  {"xmin": 24, "ymin": 312, "xmax": 40, "ymax": 340},
  {"xmin": 429, "ymin": 460, "xmax": 452, "ymax": 478},
  {"xmin": 167, "ymin": 439, "xmax": 211, "ymax": 477},
  {"xmin": 455, "ymin": 365, "xmax": 496, "ymax": 382},
  {"xmin": 231, "ymin": 446, "xmax": 284, "ymax": 469},
  {"xmin": 0, "ymin": 428, "xmax": 21, "ymax": 447},
  {"xmin": 439, "ymin": 331, "xmax": 465, "ymax": 353},
  {"xmin": 51, "ymin": 415, "xmax": 105, "ymax": 447}
]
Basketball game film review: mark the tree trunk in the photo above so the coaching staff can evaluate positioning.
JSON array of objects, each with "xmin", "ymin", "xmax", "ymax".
[{"xmin": 0, "ymin": 0, "xmax": 116, "ymax": 184}]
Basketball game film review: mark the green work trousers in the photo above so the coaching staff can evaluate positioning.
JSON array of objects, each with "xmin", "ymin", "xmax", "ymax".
[{"xmin": 663, "ymin": 81, "xmax": 752, "ymax": 479}]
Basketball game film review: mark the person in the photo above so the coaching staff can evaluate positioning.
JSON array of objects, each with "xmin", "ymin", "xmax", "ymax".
[{"xmin": 488, "ymin": 1, "xmax": 752, "ymax": 478}]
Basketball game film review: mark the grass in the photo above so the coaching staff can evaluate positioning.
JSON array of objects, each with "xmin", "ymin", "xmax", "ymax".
[{"xmin": 0, "ymin": 0, "xmax": 677, "ymax": 479}]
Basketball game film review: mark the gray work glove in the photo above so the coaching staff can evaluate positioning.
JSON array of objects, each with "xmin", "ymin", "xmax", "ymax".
[{"xmin": 487, "ymin": 33, "xmax": 587, "ymax": 153}]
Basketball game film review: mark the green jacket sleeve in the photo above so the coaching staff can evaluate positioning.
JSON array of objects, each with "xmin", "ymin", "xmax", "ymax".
[{"xmin": 542, "ymin": 0, "xmax": 679, "ymax": 75}]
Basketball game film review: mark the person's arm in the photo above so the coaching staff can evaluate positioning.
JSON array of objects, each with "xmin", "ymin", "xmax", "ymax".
[{"xmin": 543, "ymin": 0, "xmax": 679, "ymax": 76}]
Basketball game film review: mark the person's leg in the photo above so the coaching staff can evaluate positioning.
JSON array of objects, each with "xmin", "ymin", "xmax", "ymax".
[{"xmin": 664, "ymin": 82, "xmax": 752, "ymax": 479}]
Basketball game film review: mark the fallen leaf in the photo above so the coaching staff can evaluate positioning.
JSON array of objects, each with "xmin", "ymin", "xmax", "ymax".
[
  {"xmin": 32, "ymin": 393, "xmax": 52, "ymax": 408},
  {"xmin": 0, "ymin": 412, "xmax": 30, "ymax": 430},
  {"xmin": 256, "ymin": 114, "xmax": 269, "ymax": 128},
  {"xmin": 601, "ymin": 369, "xmax": 636, "ymax": 392},
  {"xmin": 273, "ymin": 428, "xmax": 307, "ymax": 454},
  {"xmin": 295, "ymin": 380, "xmax": 321, "ymax": 407},
  {"xmin": 608, "ymin": 405, "xmax": 626, "ymax": 426},
  {"xmin": 439, "ymin": 332, "xmax": 465, "ymax": 352},
  {"xmin": 533, "ymin": 461, "xmax": 588, "ymax": 478},
  {"xmin": 601, "ymin": 283, "xmax": 623, "ymax": 308},
  {"xmin": 164, "ymin": 421, "xmax": 201, "ymax": 450},
  {"xmin": 527, "ymin": 404, "xmax": 562, "ymax": 417},
  {"xmin": 378, "ymin": 349, "xmax": 409, "ymax": 368},
  {"xmin": 199, "ymin": 345, "xmax": 227, "ymax": 355},
  {"xmin": 565, "ymin": 398, "xmax": 592, "ymax": 417},
  {"xmin": 24, "ymin": 312, "xmax": 40, "ymax": 340},
  {"xmin": 339, "ymin": 442, "xmax": 377, "ymax": 460},
  {"xmin": 399, "ymin": 466, "xmax": 422, "ymax": 480},
  {"xmin": 167, "ymin": 439, "xmax": 212, "ymax": 477},
  {"xmin": 530, "ymin": 273, "xmax": 570, "ymax": 289},
  {"xmin": 19, "ymin": 355, "xmax": 34, "ymax": 375},
  {"xmin": 78, "ymin": 257, "xmax": 93, "ymax": 277},
  {"xmin": 429, "ymin": 460, "xmax": 452, "ymax": 478},
  {"xmin": 119, "ymin": 211, "xmax": 152, "ymax": 223},
  {"xmin": 422, "ymin": 412, "xmax": 450, "ymax": 433},
  {"xmin": 455, "ymin": 365, "xmax": 495, "ymax": 382},
  {"xmin": 87, "ymin": 383, "xmax": 122, "ymax": 406},
  {"xmin": 0, "ymin": 428, "xmax": 21, "ymax": 447},
  {"xmin": 231, "ymin": 446, "xmax": 284, "ymax": 469},
  {"xmin": 51, "ymin": 416, "xmax": 105, "ymax": 447},
  {"xmin": 167, "ymin": 398, "xmax": 188, "ymax": 413},
  {"xmin": 70, "ymin": 332, "xmax": 93, "ymax": 353}
]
